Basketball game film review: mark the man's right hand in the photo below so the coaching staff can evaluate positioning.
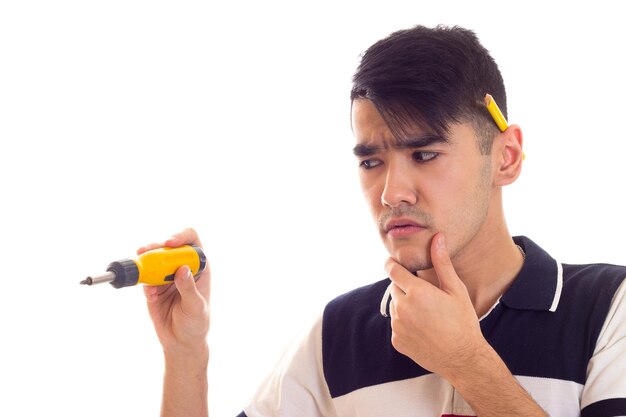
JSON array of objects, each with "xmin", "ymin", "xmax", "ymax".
[
  {"xmin": 141, "ymin": 227, "xmax": 210, "ymax": 354},
  {"xmin": 140, "ymin": 228, "xmax": 210, "ymax": 417}
]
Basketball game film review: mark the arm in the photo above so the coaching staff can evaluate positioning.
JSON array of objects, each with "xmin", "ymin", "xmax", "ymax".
[
  {"xmin": 386, "ymin": 233, "xmax": 547, "ymax": 417},
  {"xmin": 443, "ymin": 343, "xmax": 547, "ymax": 417},
  {"xmin": 141, "ymin": 228, "xmax": 210, "ymax": 417}
]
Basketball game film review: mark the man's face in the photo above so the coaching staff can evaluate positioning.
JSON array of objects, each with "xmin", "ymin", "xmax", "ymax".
[{"xmin": 352, "ymin": 99, "xmax": 493, "ymax": 271}]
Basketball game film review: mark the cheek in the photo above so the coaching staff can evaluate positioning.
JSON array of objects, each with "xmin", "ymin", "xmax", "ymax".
[
  {"xmin": 434, "ymin": 169, "xmax": 492, "ymax": 239},
  {"xmin": 436, "ymin": 159, "xmax": 484, "ymax": 195},
  {"xmin": 426, "ymin": 171, "xmax": 478, "ymax": 220}
]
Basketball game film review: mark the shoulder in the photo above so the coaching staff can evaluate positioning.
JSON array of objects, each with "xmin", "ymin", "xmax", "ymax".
[
  {"xmin": 555, "ymin": 263, "xmax": 626, "ymax": 373},
  {"xmin": 560, "ymin": 262, "xmax": 626, "ymax": 304},
  {"xmin": 562, "ymin": 262, "xmax": 626, "ymax": 281},
  {"xmin": 555, "ymin": 262, "xmax": 626, "ymax": 333},
  {"xmin": 509, "ymin": 235, "xmax": 625, "ymax": 312}
]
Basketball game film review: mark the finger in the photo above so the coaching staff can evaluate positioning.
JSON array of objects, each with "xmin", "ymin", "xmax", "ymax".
[
  {"xmin": 389, "ymin": 282, "xmax": 405, "ymax": 299},
  {"xmin": 165, "ymin": 227, "xmax": 203, "ymax": 248},
  {"xmin": 388, "ymin": 284, "xmax": 405, "ymax": 319},
  {"xmin": 143, "ymin": 281, "xmax": 178, "ymax": 302},
  {"xmin": 430, "ymin": 233, "xmax": 463, "ymax": 293},
  {"xmin": 143, "ymin": 284, "xmax": 159, "ymax": 303},
  {"xmin": 174, "ymin": 265, "xmax": 207, "ymax": 315},
  {"xmin": 194, "ymin": 263, "xmax": 211, "ymax": 303},
  {"xmin": 139, "ymin": 228, "xmax": 200, "ymax": 254},
  {"xmin": 385, "ymin": 257, "xmax": 415, "ymax": 294},
  {"xmin": 137, "ymin": 242, "xmax": 165, "ymax": 255}
]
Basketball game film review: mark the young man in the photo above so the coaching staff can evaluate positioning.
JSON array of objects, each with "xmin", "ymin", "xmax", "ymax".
[{"xmin": 142, "ymin": 25, "xmax": 626, "ymax": 417}]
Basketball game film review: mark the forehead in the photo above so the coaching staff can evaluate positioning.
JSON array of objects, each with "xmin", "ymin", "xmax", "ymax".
[
  {"xmin": 351, "ymin": 99, "xmax": 399, "ymax": 143},
  {"xmin": 351, "ymin": 99, "xmax": 475, "ymax": 148},
  {"xmin": 351, "ymin": 99, "xmax": 438, "ymax": 148}
]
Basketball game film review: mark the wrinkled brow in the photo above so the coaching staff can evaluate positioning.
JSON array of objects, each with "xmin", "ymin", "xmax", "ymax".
[{"xmin": 352, "ymin": 134, "xmax": 448, "ymax": 157}]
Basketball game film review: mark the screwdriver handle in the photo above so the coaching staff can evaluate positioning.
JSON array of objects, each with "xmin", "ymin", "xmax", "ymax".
[{"xmin": 133, "ymin": 245, "xmax": 206, "ymax": 287}]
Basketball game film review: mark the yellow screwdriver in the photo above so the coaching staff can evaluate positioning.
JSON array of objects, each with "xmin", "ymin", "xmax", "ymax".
[{"xmin": 80, "ymin": 245, "xmax": 207, "ymax": 289}]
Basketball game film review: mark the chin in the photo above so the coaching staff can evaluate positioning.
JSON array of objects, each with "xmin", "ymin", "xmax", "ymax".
[
  {"xmin": 391, "ymin": 248, "xmax": 433, "ymax": 272},
  {"xmin": 399, "ymin": 258, "xmax": 434, "ymax": 273}
]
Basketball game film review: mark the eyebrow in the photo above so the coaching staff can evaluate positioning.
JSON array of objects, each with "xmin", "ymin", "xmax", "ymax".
[{"xmin": 352, "ymin": 134, "xmax": 448, "ymax": 157}]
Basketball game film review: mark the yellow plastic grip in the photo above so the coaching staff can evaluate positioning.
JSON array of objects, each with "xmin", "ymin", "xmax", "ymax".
[{"xmin": 136, "ymin": 245, "xmax": 203, "ymax": 285}]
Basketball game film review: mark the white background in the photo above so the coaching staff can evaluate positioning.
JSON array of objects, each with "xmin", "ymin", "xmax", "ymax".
[{"xmin": 1, "ymin": 1, "xmax": 624, "ymax": 416}]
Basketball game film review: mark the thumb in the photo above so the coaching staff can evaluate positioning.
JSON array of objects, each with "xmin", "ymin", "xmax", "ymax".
[
  {"xmin": 431, "ymin": 233, "xmax": 463, "ymax": 293},
  {"xmin": 174, "ymin": 265, "xmax": 205, "ymax": 314}
]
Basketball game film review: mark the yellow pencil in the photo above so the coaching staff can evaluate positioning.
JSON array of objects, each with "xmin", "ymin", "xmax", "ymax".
[
  {"xmin": 484, "ymin": 93, "xmax": 508, "ymax": 132},
  {"xmin": 484, "ymin": 93, "xmax": 525, "ymax": 160}
]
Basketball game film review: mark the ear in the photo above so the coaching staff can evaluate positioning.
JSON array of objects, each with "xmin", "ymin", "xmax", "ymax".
[{"xmin": 493, "ymin": 124, "xmax": 523, "ymax": 186}]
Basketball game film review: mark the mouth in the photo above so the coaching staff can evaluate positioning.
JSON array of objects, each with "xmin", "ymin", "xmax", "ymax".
[{"xmin": 384, "ymin": 218, "xmax": 427, "ymax": 238}]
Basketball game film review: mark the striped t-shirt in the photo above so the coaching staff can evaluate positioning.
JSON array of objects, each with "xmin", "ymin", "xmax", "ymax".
[{"xmin": 240, "ymin": 236, "xmax": 626, "ymax": 417}]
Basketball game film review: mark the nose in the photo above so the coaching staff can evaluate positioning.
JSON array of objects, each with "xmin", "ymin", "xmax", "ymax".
[{"xmin": 381, "ymin": 161, "xmax": 418, "ymax": 208}]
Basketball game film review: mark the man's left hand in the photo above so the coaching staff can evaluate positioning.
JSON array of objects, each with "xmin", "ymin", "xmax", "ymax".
[{"xmin": 386, "ymin": 232, "xmax": 488, "ymax": 379}]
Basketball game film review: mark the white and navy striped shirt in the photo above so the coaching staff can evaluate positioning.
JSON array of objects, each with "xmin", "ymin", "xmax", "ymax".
[{"xmin": 240, "ymin": 237, "xmax": 626, "ymax": 417}]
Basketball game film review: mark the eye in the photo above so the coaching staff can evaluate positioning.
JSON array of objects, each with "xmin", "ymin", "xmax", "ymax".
[
  {"xmin": 359, "ymin": 159, "xmax": 382, "ymax": 169},
  {"xmin": 412, "ymin": 151, "xmax": 438, "ymax": 162}
]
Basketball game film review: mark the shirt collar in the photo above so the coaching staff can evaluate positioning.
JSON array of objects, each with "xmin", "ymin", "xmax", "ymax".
[{"xmin": 500, "ymin": 236, "xmax": 563, "ymax": 312}]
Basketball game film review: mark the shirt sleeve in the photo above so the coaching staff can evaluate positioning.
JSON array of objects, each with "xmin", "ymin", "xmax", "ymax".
[
  {"xmin": 581, "ymin": 278, "xmax": 626, "ymax": 417},
  {"xmin": 241, "ymin": 315, "xmax": 339, "ymax": 417}
]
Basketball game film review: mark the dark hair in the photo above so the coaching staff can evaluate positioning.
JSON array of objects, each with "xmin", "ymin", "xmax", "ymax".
[{"xmin": 351, "ymin": 25, "xmax": 506, "ymax": 154}]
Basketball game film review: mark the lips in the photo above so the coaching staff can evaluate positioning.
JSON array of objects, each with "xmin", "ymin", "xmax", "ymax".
[
  {"xmin": 384, "ymin": 218, "xmax": 426, "ymax": 238},
  {"xmin": 384, "ymin": 218, "xmax": 423, "ymax": 232}
]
